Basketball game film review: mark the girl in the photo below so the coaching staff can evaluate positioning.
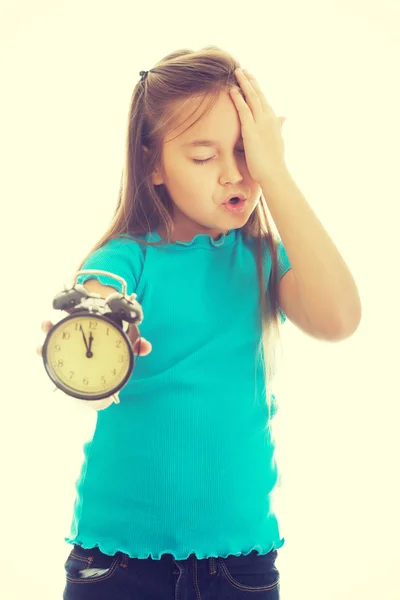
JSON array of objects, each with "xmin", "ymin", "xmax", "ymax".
[{"xmin": 37, "ymin": 46, "xmax": 361, "ymax": 599}]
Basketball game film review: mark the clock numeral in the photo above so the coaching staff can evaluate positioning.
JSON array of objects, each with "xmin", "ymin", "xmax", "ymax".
[
  {"xmin": 83, "ymin": 378, "xmax": 89, "ymax": 385},
  {"xmin": 57, "ymin": 359, "xmax": 64, "ymax": 367},
  {"xmin": 106, "ymin": 328, "xmax": 110, "ymax": 336},
  {"xmin": 54, "ymin": 344, "xmax": 61, "ymax": 351},
  {"xmin": 112, "ymin": 368, "xmax": 116, "ymax": 376},
  {"xmin": 116, "ymin": 340, "xmax": 122, "ymax": 348},
  {"xmin": 89, "ymin": 320, "xmax": 98, "ymax": 330},
  {"xmin": 101, "ymin": 376, "xmax": 107, "ymax": 385},
  {"xmin": 62, "ymin": 332, "xmax": 70, "ymax": 340},
  {"xmin": 118, "ymin": 355, "xmax": 124, "ymax": 363},
  {"xmin": 69, "ymin": 371, "xmax": 74, "ymax": 380}
]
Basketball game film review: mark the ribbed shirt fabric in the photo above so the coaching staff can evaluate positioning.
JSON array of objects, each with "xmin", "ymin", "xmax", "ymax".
[{"xmin": 64, "ymin": 228, "xmax": 291, "ymax": 560}]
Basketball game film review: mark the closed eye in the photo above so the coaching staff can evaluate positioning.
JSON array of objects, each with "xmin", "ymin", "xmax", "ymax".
[
  {"xmin": 193, "ymin": 156, "xmax": 214, "ymax": 165},
  {"xmin": 193, "ymin": 157, "xmax": 213, "ymax": 165},
  {"xmin": 193, "ymin": 150, "xmax": 245, "ymax": 165}
]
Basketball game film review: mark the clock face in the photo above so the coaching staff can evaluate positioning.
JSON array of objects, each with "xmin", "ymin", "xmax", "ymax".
[{"xmin": 43, "ymin": 314, "xmax": 133, "ymax": 399}]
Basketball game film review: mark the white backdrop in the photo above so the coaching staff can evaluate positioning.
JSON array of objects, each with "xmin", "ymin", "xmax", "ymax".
[{"xmin": 1, "ymin": 1, "xmax": 399, "ymax": 598}]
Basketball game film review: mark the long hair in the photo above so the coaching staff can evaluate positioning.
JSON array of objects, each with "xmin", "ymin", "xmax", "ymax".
[{"xmin": 75, "ymin": 46, "xmax": 283, "ymax": 417}]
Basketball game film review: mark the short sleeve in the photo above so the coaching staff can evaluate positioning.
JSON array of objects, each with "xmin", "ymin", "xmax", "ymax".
[
  {"xmin": 76, "ymin": 236, "xmax": 143, "ymax": 296},
  {"xmin": 276, "ymin": 240, "xmax": 292, "ymax": 324}
]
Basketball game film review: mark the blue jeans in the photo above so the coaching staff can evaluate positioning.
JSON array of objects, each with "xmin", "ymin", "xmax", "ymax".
[{"xmin": 63, "ymin": 544, "xmax": 280, "ymax": 599}]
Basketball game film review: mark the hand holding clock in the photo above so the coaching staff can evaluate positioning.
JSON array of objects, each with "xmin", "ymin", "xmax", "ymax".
[{"xmin": 37, "ymin": 318, "xmax": 152, "ymax": 410}]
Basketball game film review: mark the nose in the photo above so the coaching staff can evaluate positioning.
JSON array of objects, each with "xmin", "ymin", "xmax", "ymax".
[{"xmin": 219, "ymin": 161, "xmax": 244, "ymax": 186}]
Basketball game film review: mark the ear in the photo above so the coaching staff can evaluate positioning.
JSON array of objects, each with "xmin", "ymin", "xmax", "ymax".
[{"xmin": 143, "ymin": 145, "xmax": 164, "ymax": 185}]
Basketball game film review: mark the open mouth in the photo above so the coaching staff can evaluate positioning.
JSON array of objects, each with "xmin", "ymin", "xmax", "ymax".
[{"xmin": 222, "ymin": 197, "xmax": 246, "ymax": 213}]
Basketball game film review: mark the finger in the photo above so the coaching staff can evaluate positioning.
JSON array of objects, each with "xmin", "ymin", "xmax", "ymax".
[
  {"xmin": 38, "ymin": 321, "xmax": 53, "ymax": 356},
  {"xmin": 134, "ymin": 338, "xmax": 152, "ymax": 356},
  {"xmin": 240, "ymin": 69, "xmax": 274, "ymax": 116},
  {"xmin": 230, "ymin": 85, "xmax": 254, "ymax": 121},
  {"xmin": 233, "ymin": 68, "xmax": 263, "ymax": 115},
  {"xmin": 133, "ymin": 337, "xmax": 152, "ymax": 356},
  {"xmin": 41, "ymin": 320, "xmax": 53, "ymax": 332}
]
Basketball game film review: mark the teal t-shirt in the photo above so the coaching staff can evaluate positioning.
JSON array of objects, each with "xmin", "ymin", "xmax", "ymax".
[{"xmin": 65, "ymin": 228, "xmax": 291, "ymax": 560}]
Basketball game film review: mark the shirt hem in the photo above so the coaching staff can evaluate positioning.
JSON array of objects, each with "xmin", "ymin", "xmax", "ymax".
[{"xmin": 64, "ymin": 535, "xmax": 285, "ymax": 561}]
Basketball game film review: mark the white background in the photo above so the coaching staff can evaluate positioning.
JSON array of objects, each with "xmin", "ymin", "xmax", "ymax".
[{"xmin": 1, "ymin": 1, "xmax": 399, "ymax": 598}]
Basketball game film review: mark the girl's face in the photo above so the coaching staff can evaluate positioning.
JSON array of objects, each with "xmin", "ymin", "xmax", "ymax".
[{"xmin": 149, "ymin": 91, "xmax": 261, "ymax": 242}]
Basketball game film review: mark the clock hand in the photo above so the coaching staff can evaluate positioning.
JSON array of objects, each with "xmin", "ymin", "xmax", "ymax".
[
  {"xmin": 88, "ymin": 332, "xmax": 94, "ymax": 353},
  {"xmin": 80, "ymin": 325, "xmax": 93, "ymax": 358},
  {"xmin": 79, "ymin": 325, "xmax": 89, "ymax": 351}
]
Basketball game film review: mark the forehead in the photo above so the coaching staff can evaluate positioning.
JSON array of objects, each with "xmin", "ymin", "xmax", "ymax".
[{"xmin": 165, "ymin": 92, "xmax": 242, "ymax": 147}]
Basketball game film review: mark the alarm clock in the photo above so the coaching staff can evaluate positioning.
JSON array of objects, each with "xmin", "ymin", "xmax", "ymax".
[{"xmin": 42, "ymin": 269, "xmax": 144, "ymax": 401}]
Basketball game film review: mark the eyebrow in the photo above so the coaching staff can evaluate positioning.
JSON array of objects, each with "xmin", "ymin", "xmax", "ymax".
[{"xmin": 183, "ymin": 139, "xmax": 243, "ymax": 147}]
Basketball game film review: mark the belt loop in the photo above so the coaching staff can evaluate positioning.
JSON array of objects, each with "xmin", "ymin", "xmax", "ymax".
[
  {"xmin": 208, "ymin": 557, "xmax": 217, "ymax": 575},
  {"xmin": 120, "ymin": 553, "xmax": 129, "ymax": 568}
]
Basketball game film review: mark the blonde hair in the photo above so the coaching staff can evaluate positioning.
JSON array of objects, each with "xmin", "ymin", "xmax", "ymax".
[{"xmin": 76, "ymin": 45, "xmax": 283, "ymax": 418}]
